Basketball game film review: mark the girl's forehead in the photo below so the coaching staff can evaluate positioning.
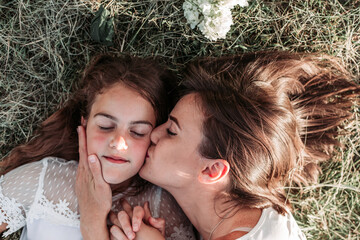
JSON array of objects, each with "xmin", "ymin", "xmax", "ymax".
[{"xmin": 90, "ymin": 84, "xmax": 156, "ymax": 124}]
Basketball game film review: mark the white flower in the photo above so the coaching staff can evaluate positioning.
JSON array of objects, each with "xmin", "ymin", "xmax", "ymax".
[
  {"xmin": 182, "ymin": 0, "xmax": 249, "ymax": 40},
  {"xmin": 183, "ymin": 1, "xmax": 201, "ymax": 29}
]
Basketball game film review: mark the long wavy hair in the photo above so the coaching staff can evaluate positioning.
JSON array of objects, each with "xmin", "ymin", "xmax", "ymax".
[
  {"xmin": 181, "ymin": 51, "xmax": 360, "ymax": 214},
  {"xmin": 1, "ymin": 54, "xmax": 173, "ymax": 193}
]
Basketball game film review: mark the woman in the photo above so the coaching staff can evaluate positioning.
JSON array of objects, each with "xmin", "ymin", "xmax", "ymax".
[{"xmin": 77, "ymin": 51, "xmax": 360, "ymax": 240}]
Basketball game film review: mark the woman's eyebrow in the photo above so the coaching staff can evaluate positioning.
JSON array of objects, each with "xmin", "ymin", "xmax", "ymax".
[{"xmin": 169, "ymin": 115, "xmax": 181, "ymax": 129}]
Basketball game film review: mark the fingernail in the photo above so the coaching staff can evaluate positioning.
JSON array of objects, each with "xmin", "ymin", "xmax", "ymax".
[
  {"xmin": 133, "ymin": 223, "xmax": 138, "ymax": 231},
  {"xmin": 128, "ymin": 232, "xmax": 135, "ymax": 239},
  {"xmin": 88, "ymin": 155, "xmax": 96, "ymax": 163}
]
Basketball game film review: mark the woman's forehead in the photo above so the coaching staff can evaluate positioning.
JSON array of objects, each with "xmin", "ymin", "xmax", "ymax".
[{"xmin": 171, "ymin": 94, "xmax": 204, "ymax": 129}]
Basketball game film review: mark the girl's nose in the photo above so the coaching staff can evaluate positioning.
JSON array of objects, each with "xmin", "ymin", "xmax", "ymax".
[{"xmin": 110, "ymin": 136, "xmax": 128, "ymax": 150}]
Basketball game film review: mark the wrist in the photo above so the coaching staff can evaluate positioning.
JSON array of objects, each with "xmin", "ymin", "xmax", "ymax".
[{"xmin": 80, "ymin": 215, "xmax": 109, "ymax": 240}]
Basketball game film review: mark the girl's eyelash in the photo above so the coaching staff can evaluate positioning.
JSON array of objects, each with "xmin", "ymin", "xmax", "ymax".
[
  {"xmin": 131, "ymin": 131, "xmax": 145, "ymax": 137},
  {"xmin": 167, "ymin": 128, "xmax": 176, "ymax": 136},
  {"xmin": 99, "ymin": 126, "xmax": 113, "ymax": 130}
]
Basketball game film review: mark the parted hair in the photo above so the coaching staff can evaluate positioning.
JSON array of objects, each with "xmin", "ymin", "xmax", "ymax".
[
  {"xmin": 1, "ymin": 54, "xmax": 173, "ymax": 191},
  {"xmin": 181, "ymin": 51, "xmax": 360, "ymax": 214}
]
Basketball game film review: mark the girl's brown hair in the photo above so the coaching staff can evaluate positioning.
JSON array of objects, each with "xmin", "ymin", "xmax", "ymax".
[
  {"xmin": 1, "ymin": 54, "xmax": 173, "ymax": 188},
  {"xmin": 181, "ymin": 51, "xmax": 359, "ymax": 214}
]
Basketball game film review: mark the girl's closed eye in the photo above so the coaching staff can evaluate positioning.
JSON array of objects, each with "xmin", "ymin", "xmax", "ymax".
[
  {"xmin": 130, "ymin": 131, "xmax": 145, "ymax": 137},
  {"xmin": 129, "ymin": 126, "xmax": 152, "ymax": 138},
  {"xmin": 98, "ymin": 125, "xmax": 114, "ymax": 131}
]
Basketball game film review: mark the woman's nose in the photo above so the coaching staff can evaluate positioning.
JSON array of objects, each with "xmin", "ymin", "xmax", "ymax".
[
  {"xmin": 150, "ymin": 124, "xmax": 165, "ymax": 145},
  {"xmin": 110, "ymin": 135, "xmax": 128, "ymax": 150}
]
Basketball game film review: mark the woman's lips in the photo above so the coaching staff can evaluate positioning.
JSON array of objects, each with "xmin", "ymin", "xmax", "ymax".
[{"xmin": 104, "ymin": 156, "xmax": 129, "ymax": 164}]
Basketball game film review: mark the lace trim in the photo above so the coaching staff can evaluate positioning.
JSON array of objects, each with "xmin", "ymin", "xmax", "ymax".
[
  {"xmin": 27, "ymin": 194, "xmax": 80, "ymax": 227},
  {"xmin": 27, "ymin": 158, "xmax": 80, "ymax": 227},
  {"xmin": 0, "ymin": 176, "xmax": 26, "ymax": 237},
  {"xmin": 168, "ymin": 224, "xmax": 196, "ymax": 240}
]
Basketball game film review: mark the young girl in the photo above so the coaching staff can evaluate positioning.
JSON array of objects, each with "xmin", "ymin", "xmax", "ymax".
[
  {"xmin": 0, "ymin": 55, "xmax": 195, "ymax": 239},
  {"xmin": 78, "ymin": 51, "xmax": 360, "ymax": 240}
]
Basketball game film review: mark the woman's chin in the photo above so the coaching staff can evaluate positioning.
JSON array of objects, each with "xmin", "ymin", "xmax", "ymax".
[{"xmin": 138, "ymin": 166, "xmax": 148, "ymax": 180}]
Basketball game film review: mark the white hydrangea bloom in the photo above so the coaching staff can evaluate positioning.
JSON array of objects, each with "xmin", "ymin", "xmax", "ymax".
[
  {"xmin": 183, "ymin": 1, "xmax": 201, "ymax": 29},
  {"xmin": 198, "ymin": 7, "xmax": 233, "ymax": 40},
  {"xmin": 182, "ymin": 0, "xmax": 249, "ymax": 40}
]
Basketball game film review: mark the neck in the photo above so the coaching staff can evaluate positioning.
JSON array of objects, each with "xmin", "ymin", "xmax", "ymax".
[
  {"xmin": 165, "ymin": 186, "xmax": 232, "ymax": 240},
  {"xmin": 166, "ymin": 186, "xmax": 262, "ymax": 240}
]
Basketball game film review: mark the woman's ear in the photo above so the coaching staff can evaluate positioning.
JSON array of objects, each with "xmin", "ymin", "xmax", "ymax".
[
  {"xmin": 198, "ymin": 159, "xmax": 230, "ymax": 184},
  {"xmin": 81, "ymin": 116, "xmax": 87, "ymax": 127}
]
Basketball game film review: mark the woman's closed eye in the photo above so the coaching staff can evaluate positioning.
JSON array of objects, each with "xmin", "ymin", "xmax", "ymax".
[{"xmin": 167, "ymin": 128, "xmax": 177, "ymax": 136}]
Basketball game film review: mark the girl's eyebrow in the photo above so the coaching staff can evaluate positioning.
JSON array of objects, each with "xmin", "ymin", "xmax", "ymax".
[
  {"xmin": 94, "ymin": 113, "xmax": 153, "ymax": 128},
  {"xmin": 129, "ymin": 121, "xmax": 153, "ymax": 128},
  {"xmin": 94, "ymin": 113, "xmax": 117, "ymax": 121}
]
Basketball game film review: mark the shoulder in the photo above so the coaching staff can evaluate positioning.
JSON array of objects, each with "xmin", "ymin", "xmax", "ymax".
[
  {"xmin": 41, "ymin": 157, "xmax": 78, "ymax": 201},
  {"xmin": 43, "ymin": 156, "xmax": 78, "ymax": 168},
  {"xmin": 241, "ymin": 208, "xmax": 306, "ymax": 240},
  {"xmin": 43, "ymin": 157, "xmax": 78, "ymax": 177},
  {"xmin": 32, "ymin": 157, "xmax": 80, "ymax": 224},
  {"xmin": 0, "ymin": 158, "xmax": 48, "ymax": 195}
]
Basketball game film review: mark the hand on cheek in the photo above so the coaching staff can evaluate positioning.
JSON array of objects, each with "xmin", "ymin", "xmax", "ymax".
[{"xmin": 76, "ymin": 126, "xmax": 112, "ymax": 240}]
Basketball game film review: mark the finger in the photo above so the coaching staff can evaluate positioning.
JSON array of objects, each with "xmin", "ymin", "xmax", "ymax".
[
  {"xmin": 148, "ymin": 217, "xmax": 166, "ymax": 236},
  {"xmin": 117, "ymin": 211, "xmax": 135, "ymax": 240},
  {"xmin": 77, "ymin": 125, "xmax": 89, "ymax": 171},
  {"xmin": 110, "ymin": 225, "xmax": 129, "ymax": 240},
  {"xmin": 75, "ymin": 126, "xmax": 89, "ymax": 196},
  {"xmin": 109, "ymin": 211, "xmax": 121, "ymax": 227},
  {"xmin": 143, "ymin": 202, "xmax": 165, "ymax": 235},
  {"xmin": 120, "ymin": 199, "xmax": 133, "ymax": 218},
  {"xmin": 132, "ymin": 206, "xmax": 145, "ymax": 232},
  {"xmin": 143, "ymin": 201, "xmax": 152, "ymax": 220},
  {"xmin": 87, "ymin": 154, "xmax": 106, "ymax": 185}
]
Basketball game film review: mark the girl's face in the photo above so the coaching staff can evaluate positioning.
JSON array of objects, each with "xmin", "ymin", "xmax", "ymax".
[
  {"xmin": 84, "ymin": 83, "xmax": 156, "ymax": 185},
  {"xmin": 140, "ymin": 93, "xmax": 205, "ymax": 189}
]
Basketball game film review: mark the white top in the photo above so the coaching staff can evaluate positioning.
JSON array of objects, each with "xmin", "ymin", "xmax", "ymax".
[
  {"xmin": 0, "ymin": 157, "xmax": 195, "ymax": 240},
  {"xmin": 224, "ymin": 207, "xmax": 306, "ymax": 240}
]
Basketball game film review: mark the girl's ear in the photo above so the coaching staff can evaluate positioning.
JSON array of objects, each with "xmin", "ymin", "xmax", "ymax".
[
  {"xmin": 198, "ymin": 159, "xmax": 230, "ymax": 184},
  {"xmin": 81, "ymin": 116, "xmax": 87, "ymax": 127}
]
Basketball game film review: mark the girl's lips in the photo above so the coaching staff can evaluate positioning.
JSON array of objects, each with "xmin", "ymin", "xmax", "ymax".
[{"xmin": 104, "ymin": 156, "xmax": 129, "ymax": 164}]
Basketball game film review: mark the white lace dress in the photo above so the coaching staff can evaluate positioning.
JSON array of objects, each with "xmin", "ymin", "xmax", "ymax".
[{"xmin": 0, "ymin": 157, "xmax": 195, "ymax": 240}]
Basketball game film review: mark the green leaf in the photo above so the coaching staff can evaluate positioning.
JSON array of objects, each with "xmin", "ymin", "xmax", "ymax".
[{"xmin": 90, "ymin": 5, "xmax": 114, "ymax": 46}]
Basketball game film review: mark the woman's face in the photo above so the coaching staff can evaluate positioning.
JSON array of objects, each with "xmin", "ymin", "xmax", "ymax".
[
  {"xmin": 84, "ymin": 83, "xmax": 156, "ymax": 184},
  {"xmin": 140, "ymin": 93, "xmax": 205, "ymax": 189}
]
